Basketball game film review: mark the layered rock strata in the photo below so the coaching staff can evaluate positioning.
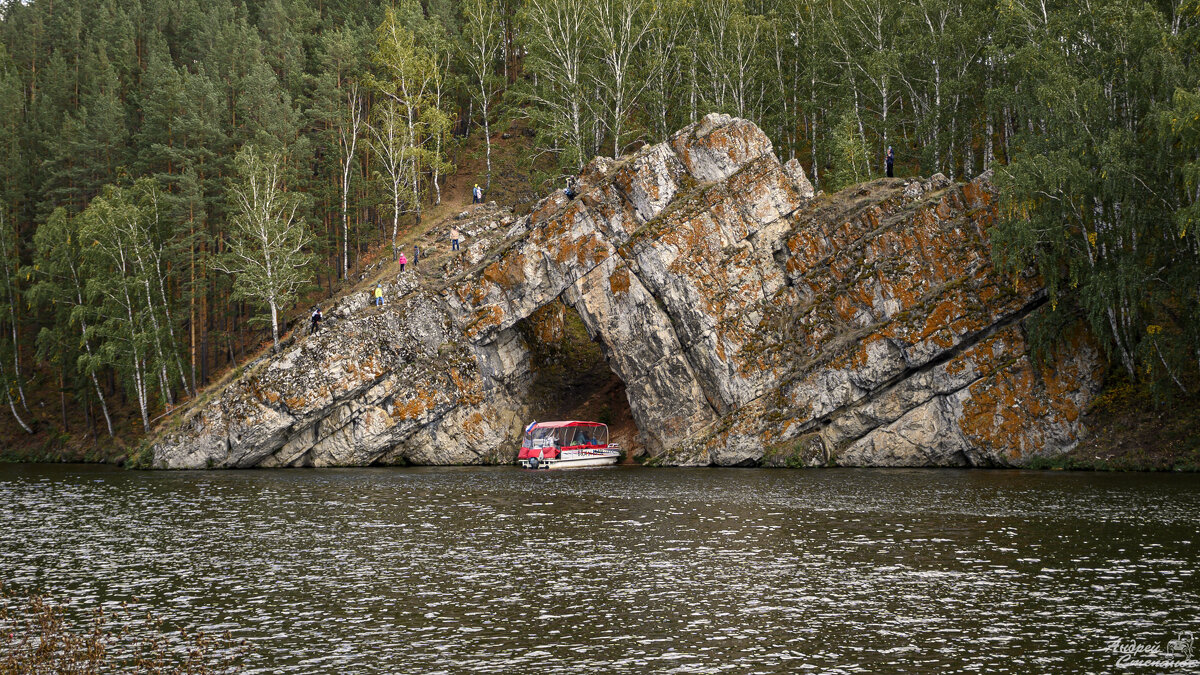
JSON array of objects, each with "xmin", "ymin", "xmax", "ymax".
[{"xmin": 152, "ymin": 114, "xmax": 1100, "ymax": 469}]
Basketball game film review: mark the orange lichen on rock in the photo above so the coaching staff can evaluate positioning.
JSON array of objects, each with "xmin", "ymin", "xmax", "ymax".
[
  {"xmin": 958, "ymin": 323, "xmax": 1098, "ymax": 460},
  {"xmin": 449, "ymin": 368, "xmax": 485, "ymax": 406},
  {"xmin": 461, "ymin": 411, "xmax": 488, "ymax": 442},
  {"xmin": 608, "ymin": 266, "xmax": 631, "ymax": 295},
  {"xmin": 455, "ymin": 281, "xmax": 489, "ymax": 308},
  {"xmin": 958, "ymin": 357, "xmax": 1045, "ymax": 458},
  {"xmin": 392, "ymin": 386, "xmax": 440, "ymax": 421},
  {"xmin": 481, "ymin": 252, "xmax": 526, "ymax": 290},
  {"xmin": 833, "ymin": 295, "xmax": 860, "ymax": 324},
  {"xmin": 464, "ymin": 305, "xmax": 505, "ymax": 340},
  {"xmin": 961, "ymin": 178, "xmax": 993, "ymax": 211}
]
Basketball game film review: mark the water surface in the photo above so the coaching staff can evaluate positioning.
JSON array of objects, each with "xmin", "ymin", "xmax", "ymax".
[{"xmin": 1, "ymin": 464, "xmax": 1197, "ymax": 673}]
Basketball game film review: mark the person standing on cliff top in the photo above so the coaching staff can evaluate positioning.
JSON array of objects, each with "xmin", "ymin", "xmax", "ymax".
[
  {"xmin": 885, "ymin": 146, "xmax": 894, "ymax": 178},
  {"xmin": 450, "ymin": 226, "xmax": 461, "ymax": 252},
  {"xmin": 398, "ymin": 252, "xmax": 407, "ymax": 273}
]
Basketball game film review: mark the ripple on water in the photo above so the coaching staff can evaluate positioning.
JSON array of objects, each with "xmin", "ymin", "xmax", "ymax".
[{"xmin": 0, "ymin": 465, "xmax": 1198, "ymax": 673}]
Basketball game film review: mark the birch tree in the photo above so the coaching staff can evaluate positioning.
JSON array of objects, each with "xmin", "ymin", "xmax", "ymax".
[
  {"xmin": 215, "ymin": 145, "xmax": 313, "ymax": 352},
  {"xmin": 461, "ymin": 0, "xmax": 503, "ymax": 187},
  {"xmin": 521, "ymin": 0, "xmax": 591, "ymax": 169},
  {"xmin": 369, "ymin": 99, "xmax": 418, "ymax": 263},
  {"xmin": 723, "ymin": 9, "xmax": 764, "ymax": 120},
  {"xmin": 0, "ymin": 206, "xmax": 30, "ymax": 433},
  {"xmin": 590, "ymin": 0, "xmax": 658, "ymax": 157},
  {"xmin": 133, "ymin": 180, "xmax": 194, "ymax": 400},
  {"xmin": 77, "ymin": 182, "xmax": 186, "ymax": 409},
  {"xmin": 644, "ymin": 0, "xmax": 690, "ymax": 142},
  {"xmin": 370, "ymin": 4, "xmax": 448, "ymax": 228},
  {"xmin": 79, "ymin": 188, "xmax": 155, "ymax": 431},
  {"xmin": 828, "ymin": 0, "xmax": 902, "ymax": 161},
  {"xmin": 337, "ymin": 82, "xmax": 363, "ymax": 279},
  {"xmin": 428, "ymin": 51, "xmax": 455, "ymax": 206}
]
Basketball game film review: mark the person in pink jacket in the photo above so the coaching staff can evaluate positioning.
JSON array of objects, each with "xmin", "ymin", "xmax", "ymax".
[{"xmin": 399, "ymin": 252, "xmax": 408, "ymax": 272}]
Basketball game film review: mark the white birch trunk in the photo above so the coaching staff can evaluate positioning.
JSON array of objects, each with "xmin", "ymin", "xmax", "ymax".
[{"xmin": 7, "ymin": 390, "xmax": 30, "ymax": 434}]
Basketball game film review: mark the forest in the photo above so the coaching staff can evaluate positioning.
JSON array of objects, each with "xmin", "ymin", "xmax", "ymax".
[{"xmin": 0, "ymin": 0, "xmax": 1197, "ymax": 448}]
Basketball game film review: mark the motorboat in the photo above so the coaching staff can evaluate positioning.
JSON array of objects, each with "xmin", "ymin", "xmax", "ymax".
[{"xmin": 517, "ymin": 421, "xmax": 621, "ymax": 469}]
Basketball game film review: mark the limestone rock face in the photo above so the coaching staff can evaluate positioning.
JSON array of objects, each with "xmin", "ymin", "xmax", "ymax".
[
  {"xmin": 152, "ymin": 113, "xmax": 1101, "ymax": 469},
  {"xmin": 782, "ymin": 158, "xmax": 815, "ymax": 200}
]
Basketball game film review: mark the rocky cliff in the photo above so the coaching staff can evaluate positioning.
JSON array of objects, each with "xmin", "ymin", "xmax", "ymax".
[{"xmin": 151, "ymin": 114, "xmax": 1102, "ymax": 469}]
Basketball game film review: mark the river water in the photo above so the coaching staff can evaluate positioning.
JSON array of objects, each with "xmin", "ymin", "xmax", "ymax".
[{"xmin": 1, "ymin": 464, "xmax": 1197, "ymax": 673}]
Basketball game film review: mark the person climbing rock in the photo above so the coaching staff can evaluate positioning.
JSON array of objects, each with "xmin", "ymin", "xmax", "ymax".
[
  {"xmin": 398, "ymin": 252, "xmax": 407, "ymax": 273},
  {"xmin": 564, "ymin": 176, "xmax": 578, "ymax": 200},
  {"xmin": 373, "ymin": 283, "xmax": 384, "ymax": 306},
  {"xmin": 310, "ymin": 305, "xmax": 322, "ymax": 334},
  {"xmin": 885, "ymin": 146, "xmax": 894, "ymax": 178},
  {"xmin": 450, "ymin": 226, "xmax": 461, "ymax": 252}
]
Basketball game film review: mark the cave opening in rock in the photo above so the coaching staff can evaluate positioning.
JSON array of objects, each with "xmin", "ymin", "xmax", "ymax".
[{"xmin": 517, "ymin": 300, "xmax": 640, "ymax": 461}]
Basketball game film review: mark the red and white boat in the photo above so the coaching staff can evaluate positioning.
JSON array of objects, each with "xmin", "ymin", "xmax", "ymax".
[{"xmin": 518, "ymin": 421, "xmax": 621, "ymax": 469}]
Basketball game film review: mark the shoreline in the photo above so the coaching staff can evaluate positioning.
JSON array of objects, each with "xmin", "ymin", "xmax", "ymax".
[
  {"xmin": 2, "ymin": 453, "xmax": 1196, "ymax": 472},
  {"xmin": 5, "ymin": 378, "xmax": 1197, "ymax": 472}
]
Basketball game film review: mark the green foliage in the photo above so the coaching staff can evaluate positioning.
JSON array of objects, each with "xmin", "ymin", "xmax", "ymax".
[
  {"xmin": 77, "ymin": 181, "xmax": 191, "ymax": 429},
  {"xmin": 367, "ymin": 3, "xmax": 453, "ymax": 256},
  {"xmin": 0, "ymin": 202, "xmax": 31, "ymax": 434},
  {"xmin": 826, "ymin": 107, "xmax": 872, "ymax": 191},
  {"xmin": 214, "ymin": 145, "xmax": 314, "ymax": 351},
  {"xmin": 991, "ymin": 0, "xmax": 1200, "ymax": 396}
]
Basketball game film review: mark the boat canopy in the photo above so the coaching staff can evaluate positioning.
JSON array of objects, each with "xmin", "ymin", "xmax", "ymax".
[
  {"xmin": 528, "ymin": 421, "xmax": 605, "ymax": 430},
  {"xmin": 520, "ymin": 421, "xmax": 609, "ymax": 457}
]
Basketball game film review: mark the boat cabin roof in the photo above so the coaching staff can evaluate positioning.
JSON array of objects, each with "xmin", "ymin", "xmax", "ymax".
[{"xmin": 529, "ymin": 420, "xmax": 606, "ymax": 429}]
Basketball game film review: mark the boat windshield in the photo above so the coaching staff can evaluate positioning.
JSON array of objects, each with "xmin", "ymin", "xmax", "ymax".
[{"xmin": 524, "ymin": 424, "xmax": 608, "ymax": 448}]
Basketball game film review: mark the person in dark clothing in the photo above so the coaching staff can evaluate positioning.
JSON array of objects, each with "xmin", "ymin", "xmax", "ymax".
[
  {"xmin": 885, "ymin": 146, "xmax": 894, "ymax": 178},
  {"xmin": 564, "ymin": 176, "xmax": 578, "ymax": 200},
  {"xmin": 413, "ymin": 245, "xmax": 420, "ymax": 266},
  {"xmin": 310, "ymin": 306, "xmax": 322, "ymax": 334}
]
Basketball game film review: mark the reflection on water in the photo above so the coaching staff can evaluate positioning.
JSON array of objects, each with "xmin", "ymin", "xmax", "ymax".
[{"xmin": 1, "ymin": 464, "xmax": 1198, "ymax": 673}]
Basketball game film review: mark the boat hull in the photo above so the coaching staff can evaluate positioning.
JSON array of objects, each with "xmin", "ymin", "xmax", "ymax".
[{"xmin": 519, "ymin": 451, "xmax": 620, "ymax": 470}]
